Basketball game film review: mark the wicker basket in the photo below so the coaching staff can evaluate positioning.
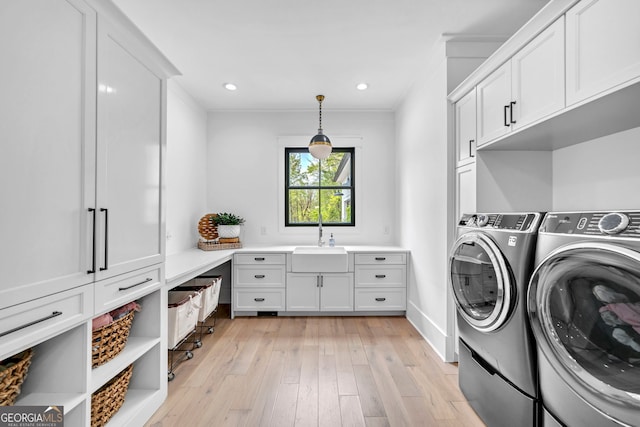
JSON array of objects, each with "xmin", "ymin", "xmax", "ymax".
[
  {"xmin": 197, "ymin": 240, "xmax": 242, "ymax": 251},
  {"xmin": 91, "ymin": 364, "xmax": 133, "ymax": 427},
  {"xmin": 92, "ymin": 310, "xmax": 135, "ymax": 368},
  {"xmin": 0, "ymin": 348, "xmax": 33, "ymax": 406}
]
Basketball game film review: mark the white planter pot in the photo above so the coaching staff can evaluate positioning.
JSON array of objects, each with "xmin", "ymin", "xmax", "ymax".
[{"xmin": 217, "ymin": 224, "xmax": 241, "ymax": 238}]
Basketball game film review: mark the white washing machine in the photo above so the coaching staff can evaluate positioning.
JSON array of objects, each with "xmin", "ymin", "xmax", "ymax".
[
  {"xmin": 450, "ymin": 212, "xmax": 543, "ymax": 427},
  {"xmin": 529, "ymin": 211, "xmax": 640, "ymax": 427}
]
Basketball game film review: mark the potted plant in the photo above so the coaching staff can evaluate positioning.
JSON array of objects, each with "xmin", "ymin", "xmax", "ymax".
[{"xmin": 213, "ymin": 212, "xmax": 245, "ymax": 239}]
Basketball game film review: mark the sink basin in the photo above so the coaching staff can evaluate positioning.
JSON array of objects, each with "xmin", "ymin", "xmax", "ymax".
[{"xmin": 291, "ymin": 246, "xmax": 349, "ymax": 272}]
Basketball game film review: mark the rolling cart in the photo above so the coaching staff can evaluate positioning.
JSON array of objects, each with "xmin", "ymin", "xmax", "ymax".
[
  {"xmin": 167, "ymin": 289, "xmax": 202, "ymax": 381},
  {"xmin": 178, "ymin": 275, "xmax": 222, "ymax": 343}
]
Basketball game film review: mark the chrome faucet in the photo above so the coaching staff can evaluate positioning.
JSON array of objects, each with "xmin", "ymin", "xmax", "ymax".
[{"xmin": 318, "ymin": 213, "xmax": 325, "ymax": 247}]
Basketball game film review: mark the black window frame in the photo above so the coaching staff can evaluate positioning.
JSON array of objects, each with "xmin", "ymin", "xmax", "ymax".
[{"xmin": 284, "ymin": 146, "xmax": 355, "ymax": 227}]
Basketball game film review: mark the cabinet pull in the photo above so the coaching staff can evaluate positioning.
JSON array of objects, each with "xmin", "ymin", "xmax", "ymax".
[
  {"xmin": 254, "ymin": 298, "xmax": 265, "ymax": 302},
  {"xmin": 254, "ymin": 274, "xmax": 266, "ymax": 279},
  {"xmin": 99, "ymin": 208, "xmax": 109, "ymax": 271},
  {"xmin": 320, "ymin": 275, "xmax": 324, "ymax": 288},
  {"xmin": 375, "ymin": 257, "xmax": 386, "ymax": 261},
  {"xmin": 510, "ymin": 101, "xmax": 517, "ymax": 124},
  {"xmin": 119, "ymin": 277, "xmax": 153, "ymax": 291},
  {"xmin": 254, "ymin": 257, "xmax": 265, "ymax": 261},
  {"xmin": 88, "ymin": 208, "xmax": 97, "ymax": 274},
  {"xmin": 375, "ymin": 297, "xmax": 386, "ymax": 302},
  {"xmin": 469, "ymin": 139, "xmax": 475, "ymax": 158},
  {"xmin": 375, "ymin": 274, "xmax": 386, "ymax": 278},
  {"xmin": 0, "ymin": 311, "xmax": 63, "ymax": 338},
  {"xmin": 504, "ymin": 105, "xmax": 510, "ymax": 127}
]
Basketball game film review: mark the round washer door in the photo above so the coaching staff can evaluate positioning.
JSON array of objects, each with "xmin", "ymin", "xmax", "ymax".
[
  {"xmin": 528, "ymin": 242, "xmax": 640, "ymax": 425},
  {"xmin": 449, "ymin": 232, "xmax": 512, "ymax": 332}
]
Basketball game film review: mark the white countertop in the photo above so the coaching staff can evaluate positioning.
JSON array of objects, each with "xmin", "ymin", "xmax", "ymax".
[{"xmin": 166, "ymin": 244, "xmax": 409, "ymax": 288}]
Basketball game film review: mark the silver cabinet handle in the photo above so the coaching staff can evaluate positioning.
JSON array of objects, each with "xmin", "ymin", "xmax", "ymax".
[
  {"xmin": 119, "ymin": 277, "xmax": 152, "ymax": 291},
  {"xmin": 0, "ymin": 311, "xmax": 63, "ymax": 338}
]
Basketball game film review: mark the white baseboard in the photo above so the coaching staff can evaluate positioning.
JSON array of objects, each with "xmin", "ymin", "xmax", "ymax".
[{"xmin": 406, "ymin": 300, "xmax": 452, "ymax": 362}]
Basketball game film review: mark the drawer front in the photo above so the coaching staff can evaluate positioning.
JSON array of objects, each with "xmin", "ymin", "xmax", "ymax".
[
  {"xmin": 234, "ymin": 288, "xmax": 285, "ymax": 311},
  {"xmin": 95, "ymin": 265, "xmax": 163, "ymax": 314},
  {"xmin": 235, "ymin": 265, "xmax": 286, "ymax": 287},
  {"xmin": 355, "ymin": 265, "xmax": 406, "ymax": 287},
  {"xmin": 355, "ymin": 253, "xmax": 406, "ymax": 265},
  {"xmin": 0, "ymin": 284, "xmax": 93, "ymax": 359},
  {"xmin": 234, "ymin": 253, "xmax": 286, "ymax": 265},
  {"xmin": 355, "ymin": 288, "xmax": 406, "ymax": 311}
]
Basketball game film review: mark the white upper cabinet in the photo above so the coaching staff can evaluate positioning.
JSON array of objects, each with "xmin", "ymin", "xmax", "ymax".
[
  {"xmin": 476, "ymin": 62, "xmax": 512, "ymax": 146},
  {"xmin": 455, "ymin": 89, "xmax": 477, "ymax": 166},
  {"xmin": 0, "ymin": 0, "xmax": 97, "ymax": 309},
  {"xmin": 94, "ymin": 17, "xmax": 165, "ymax": 281},
  {"xmin": 511, "ymin": 18, "xmax": 565, "ymax": 130},
  {"xmin": 477, "ymin": 18, "xmax": 565, "ymax": 147},
  {"xmin": 566, "ymin": 0, "xmax": 640, "ymax": 106}
]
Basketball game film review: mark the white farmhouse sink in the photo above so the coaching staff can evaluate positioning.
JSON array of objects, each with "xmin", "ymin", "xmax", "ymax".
[{"xmin": 291, "ymin": 246, "xmax": 349, "ymax": 272}]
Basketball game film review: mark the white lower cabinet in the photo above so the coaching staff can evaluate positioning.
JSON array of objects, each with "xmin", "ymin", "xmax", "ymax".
[
  {"xmin": 232, "ymin": 253, "xmax": 287, "ymax": 316},
  {"xmin": 286, "ymin": 273, "xmax": 354, "ymax": 312},
  {"xmin": 354, "ymin": 253, "xmax": 407, "ymax": 312}
]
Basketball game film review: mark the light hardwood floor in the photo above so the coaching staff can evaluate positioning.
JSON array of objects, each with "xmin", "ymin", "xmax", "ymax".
[{"xmin": 146, "ymin": 308, "xmax": 485, "ymax": 427}]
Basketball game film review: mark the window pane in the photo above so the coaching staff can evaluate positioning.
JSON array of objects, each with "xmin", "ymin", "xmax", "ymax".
[
  {"xmin": 288, "ymin": 151, "xmax": 319, "ymax": 186},
  {"xmin": 320, "ymin": 189, "xmax": 352, "ymax": 224},
  {"xmin": 321, "ymin": 152, "xmax": 351, "ymax": 187},
  {"xmin": 288, "ymin": 189, "xmax": 319, "ymax": 224}
]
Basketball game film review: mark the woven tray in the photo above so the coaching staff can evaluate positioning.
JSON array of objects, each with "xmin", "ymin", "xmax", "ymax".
[
  {"xmin": 92, "ymin": 310, "xmax": 135, "ymax": 368},
  {"xmin": 0, "ymin": 348, "xmax": 33, "ymax": 406},
  {"xmin": 91, "ymin": 364, "xmax": 133, "ymax": 427},
  {"xmin": 198, "ymin": 241, "xmax": 242, "ymax": 251}
]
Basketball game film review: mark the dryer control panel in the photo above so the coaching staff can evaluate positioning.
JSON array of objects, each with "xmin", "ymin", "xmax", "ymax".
[
  {"xmin": 458, "ymin": 213, "xmax": 539, "ymax": 232},
  {"xmin": 539, "ymin": 211, "xmax": 640, "ymax": 238}
]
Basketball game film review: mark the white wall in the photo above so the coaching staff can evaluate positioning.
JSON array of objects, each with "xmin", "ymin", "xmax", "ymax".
[
  {"xmin": 396, "ymin": 40, "xmax": 497, "ymax": 360},
  {"xmin": 205, "ymin": 111, "xmax": 396, "ymax": 245},
  {"xmin": 552, "ymin": 126, "xmax": 640, "ymax": 211},
  {"xmin": 165, "ymin": 80, "xmax": 209, "ymax": 255}
]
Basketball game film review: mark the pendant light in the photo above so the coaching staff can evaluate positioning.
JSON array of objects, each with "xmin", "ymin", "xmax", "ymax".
[{"xmin": 309, "ymin": 94, "xmax": 332, "ymax": 160}]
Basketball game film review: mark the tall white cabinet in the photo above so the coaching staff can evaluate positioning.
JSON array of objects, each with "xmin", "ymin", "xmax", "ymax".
[{"xmin": 0, "ymin": 1, "xmax": 178, "ymax": 426}]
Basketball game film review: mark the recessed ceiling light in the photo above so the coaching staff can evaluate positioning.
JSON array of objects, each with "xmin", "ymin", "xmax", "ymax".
[
  {"xmin": 356, "ymin": 83, "xmax": 368, "ymax": 91},
  {"xmin": 223, "ymin": 83, "xmax": 237, "ymax": 91}
]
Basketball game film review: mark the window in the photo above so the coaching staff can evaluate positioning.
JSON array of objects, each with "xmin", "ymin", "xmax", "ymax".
[{"xmin": 285, "ymin": 147, "xmax": 355, "ymax": 226}]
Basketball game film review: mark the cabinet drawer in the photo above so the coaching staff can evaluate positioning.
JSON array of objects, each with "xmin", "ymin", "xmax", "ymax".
[
  {"xmin": 235, "ymin": 265, "xmax": 285, "ymax": 287},
  {"xmin": 355, "ymin": 253, "xmax": 406, "ymax": 265},
  {"xmin": 0, "ymin": 284, "xmax": 93, "ymax": 359},
  {"xmin": 234, "ymin": 253, "xmax": 286, "ymax": 265},
  {"xmin": 95, "ymin": 265, "xmax": 163, "ymax": 314},
  {"xmin": 355, "ymin": 288, "xmax": 406, "ymax": 311},
  {"xmin": 355, "ymin": 265, "xmax": 406, "ymax": 287},
  {"xmin": 234, "ymin": 288, "xmax": 285, "ymax": 311}
]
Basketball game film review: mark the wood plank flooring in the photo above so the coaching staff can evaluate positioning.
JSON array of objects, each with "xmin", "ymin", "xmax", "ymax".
[{"xmin": 146, "ymin": 307, "xmax": 485, "ymax": 427}]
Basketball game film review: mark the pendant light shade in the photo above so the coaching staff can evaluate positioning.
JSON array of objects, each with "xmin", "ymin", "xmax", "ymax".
[{"xmin": 309, "ymin": 95, "xmax": 332, "ymax": 160}]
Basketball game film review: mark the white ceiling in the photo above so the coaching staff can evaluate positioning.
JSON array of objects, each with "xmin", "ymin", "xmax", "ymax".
[{"xmin": 112, "ymin": 0, "xmax": 550, "ymax": 111}]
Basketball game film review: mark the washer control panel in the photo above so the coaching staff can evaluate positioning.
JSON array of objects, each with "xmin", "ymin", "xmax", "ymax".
[
  {"xmin": 458, "ymin": 213, "xmax": 538, "ymax": 231},
  {"xmin": 539, "ymin": 211, "xmax": 640, "ymax": 237}
]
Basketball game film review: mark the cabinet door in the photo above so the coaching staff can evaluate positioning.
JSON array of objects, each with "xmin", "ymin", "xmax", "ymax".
[
  {"xmin": 476, "ymin": 62, "xmax": 512, "ymax": 146},
  {"xmin": 95, "ymin": 18, "xmax": 165, "ymax": 280},
  {"xmin": 566, "ymin": 0, "xmax": 640, "ymax": 106},
  {"xmin": 455, "ymin": 89, "xmax": 477, "ymax": 166},
  {"xmin": 320, "ymin": 274, "xmax": 354, "ymax": 312},
  {"xmin": 0, "ymin": 0, "xmax": 96, "ymax": 309},
  {"xmin": 455, "ymin": 163, "xmax": 476, "ymax": 222},
  {"xmin": 286, "ymin": 273, "xmax": 320, "ymax": 311},
  {"xmin": 512, "ymin": 18, "xmax": 565, "ymax": 130}
]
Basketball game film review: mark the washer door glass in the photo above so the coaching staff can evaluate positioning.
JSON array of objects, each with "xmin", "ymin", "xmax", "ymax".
[
  {"xmin": 449, "ymin": 233, "xmax": 512, "ymax": 332},
  {"xmin": 529, "ymin": 243, "xmax": 640, "ymax": 415}
]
